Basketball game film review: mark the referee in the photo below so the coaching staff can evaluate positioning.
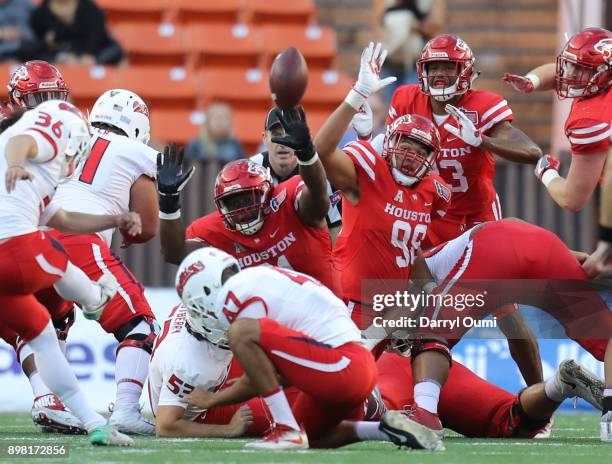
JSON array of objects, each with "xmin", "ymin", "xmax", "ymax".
[{"xmin": 251, "ymin": 107, "xmax": 343, "ymax": 242}]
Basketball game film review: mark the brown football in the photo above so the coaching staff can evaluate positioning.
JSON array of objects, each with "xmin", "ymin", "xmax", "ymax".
[{"xmin": 269, "ymin": 46, "xmax": 308, "ymax": 110}]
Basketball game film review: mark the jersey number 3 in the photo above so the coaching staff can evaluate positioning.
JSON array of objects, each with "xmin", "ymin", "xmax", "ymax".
[
  {"xmin": 391, "ymin": 220, "xmax": 427, "ymax": 268},
  {"xmin": 79, "ymin": 138, "xmax": 111, "ymax": 184}
]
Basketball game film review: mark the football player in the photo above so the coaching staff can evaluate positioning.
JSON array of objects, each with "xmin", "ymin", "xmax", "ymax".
[
  {"xmin": 0, "ymin": 99, "xmax": 138, "ymax": 446},
  {"xmin": 503, "ymin": 27, "xmax": 611, "ymax": 213},
  {"xmin": 314, "ymin": 42, "xmax": 451, "ymax": 331},
  {"xmin": 149, "ymin": 302, "xmax": 272, "ymax": 438},
  {"xmin": 176, "ymin": 248, "xmax": 440, "ymax": 451},
  {"xmin": 23, "ymin": 89, "xmax": 161, "ymax": 435},
  {"xmin": 157, "ymin": 108, "xmax": 336, "ymax": 291},
  {"xmin": 399, "ymin": 219, "xmax": 612, "ymax": 443},
  {"xmin": 250, "ymin": 107, "xmax": 343, "ymax": 243}
]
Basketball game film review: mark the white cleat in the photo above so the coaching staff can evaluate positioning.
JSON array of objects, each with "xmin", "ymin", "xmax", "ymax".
[
  {"xmin": 379, "ymin": 410, "xmax": 445, "ymax": 451},
  {"xmin": 244, "ymin": 424, "xmax": 308, "ymax": 450},
  {"xmin": 601, "ymin": 411, "xmax": 612, "ymax": 442},
  {"xmin": 82, "ymin": 274, "xmax": 118, "ymax": 321},
  {"xmin": 109, "ymin": 404, "xmax": 155, "ymax": 435},
  {"xmin": 31, "ymin": 394, "xmax": 86, "ymax": 435},
  {"xmin": 557, "ymin": 359, "xmax": 603, "ymax": 410},
  {"xmin": 534, "ymin": 417, "xmax": 554, "ymax": 439},
  {"xmin": 89, "ymin": 424, "xmax": 135, "ymax": 446}
]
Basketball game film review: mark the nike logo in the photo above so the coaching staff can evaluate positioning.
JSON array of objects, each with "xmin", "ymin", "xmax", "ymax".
[
  {"xmin": 269, "ymin": 228, "xmax": 279, "ymax": 238},
  {"xmin": 447, "ymin": 137, "xmax": 458, "ymax": 142},
  {"xmin": 424, "ymin": 202, "xmax": 432, "ymax": 207}
]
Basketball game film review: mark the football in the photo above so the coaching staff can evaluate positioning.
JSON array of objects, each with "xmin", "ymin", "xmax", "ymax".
[{"xmin": 269, "ymin": 46, "xmax": 309, "ymax": 110}]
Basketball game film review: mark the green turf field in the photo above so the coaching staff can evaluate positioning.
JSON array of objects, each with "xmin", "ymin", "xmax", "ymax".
[{"xmin": 0, "ymin": 413, "xmax": 610, "ymax": 464}]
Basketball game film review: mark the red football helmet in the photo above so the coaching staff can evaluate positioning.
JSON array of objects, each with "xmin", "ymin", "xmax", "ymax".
[
  {"xmin": 214, "ymin": 159, "xmax": 274, "ymax": 236},
  {"xmin": 417, "ymin": 34, "xmax": 476, "ymax": 101},
  {"xmin": 382, "ymin": 114, "xmax": 440, "ymax": 186},
  {"xmin": 8, "ymin": 61, "xmax": 69, "ymax": 109},
  {"xmin": 555, "ymin": 27, "xmax": 612, "ymax": 99}
]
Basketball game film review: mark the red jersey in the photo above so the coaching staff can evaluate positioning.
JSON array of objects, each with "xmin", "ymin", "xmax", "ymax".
[
  {"xmin": 565, "ymin": 86, "xmax": 612, "ymax": 156},
  {"xmin": 186, "ymin": 176, "xmax": 337, "ymax": 293},
  {"xmin": 334, "ymin": 140, "xmax": 451, "ymax": 303},
  {"xmin": 387, "ymin": 84, "xmax": 512, "ymax": 219}
]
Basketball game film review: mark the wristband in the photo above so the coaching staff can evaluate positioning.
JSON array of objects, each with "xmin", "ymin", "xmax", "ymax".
[
  {"xmin": 599, "ymin": 224, "xmax": 612, "ymax": 243},
  {"xmin": 159, "ymin": 210, "xmax": 181, "ymax": 220},
  {"xmin": 344, "ymin": 88, "xmax": 367, "ymax": 111},
  {"xmin": 525, "ymin": 74, "xmax": 541, "ymax": 90},
  {"xmin": 158, "ymin": 191, "xmax": 181, "ymax": 215},
  {"xmin": 297, "ymin": 152, "xmax": 319, "ymax": 166},
  {"xmin": 541, "ymin": 169, "xmax": 560, "ymax": 188}
]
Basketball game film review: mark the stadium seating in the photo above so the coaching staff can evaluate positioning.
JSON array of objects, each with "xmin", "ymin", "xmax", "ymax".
[
  {"xmin": 200, "ymin": 68, "xmax": 272, "ymax": 110},
  {"xmin": 170, "ymin": 0, "xmax": 244, "ymax": 26},
  {"xmin": 243, "ymin": 0, "xmax": 316, "ymax": 26},
  {"xmin": 149, "ymin": 109, "xmax": 204, "ymax": 145},
  {"xmin": 187, "ymin": 24, "xmax": 263, "ymax": 69},
  {"xmin": 97, "ymin": 0, "xmax": 170, "ymax": 25}
]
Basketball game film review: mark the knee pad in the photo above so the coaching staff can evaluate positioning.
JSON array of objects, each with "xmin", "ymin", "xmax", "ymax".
[
  {"xmin": 411, "ymin": 338, "xmax": 452, "ymax": 366},
  {"xmin": 52, "ymin": 307, "xmax": 75, "ymax": 342},
  {"xmin": 114, "ymin": 316, "xmax": 158, "ymax": 355}
]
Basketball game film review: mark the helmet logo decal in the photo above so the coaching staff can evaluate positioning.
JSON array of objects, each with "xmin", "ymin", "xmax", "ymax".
[
  {"xmin": 110, "ymin": 90, "xmax": 120, "ymax": 97},
  {"xmin": 132, "ymin": 100, "xmax": 149, "ymax": 117},
  {"xmin": 177, "ymin": 261, "xmax": 205, "ymax": 297},
  {"xmin": 594, "ymin": 38, "xmax": 612, "ymax": 64}
]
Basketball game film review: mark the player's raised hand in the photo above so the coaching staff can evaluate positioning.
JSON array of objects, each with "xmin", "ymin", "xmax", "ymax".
[
  {"xmin": 503, "ymin": 73, "xmax": 536, "ymax": 94},
  {"xmin": 352, "ymin": 102, "xmax": 374, "ymax": 140},
  {"xmin": 115, "ymin": 212, "xmax": 142, "ymax": 237},
  {"xmin": 271, "ymin": 107, "xmax": 316, "ymax": 164},
  {"xmin": 345, "ymin": 42, "xmax": 396, "ymax": 110},
  {"xmin": 444, "ymin": 104, "xmax": 483, "ymax": 147},
  {"xmin": 5, "ymin": 165, "xmax": 33, "ymax": 192},
  {"xmin": 227, "ymin": 405, "xmax": 254, "ymax": 437},
  {"xmin": 156, "ymin": 143, "xmax": 195, "ymax": 217}
]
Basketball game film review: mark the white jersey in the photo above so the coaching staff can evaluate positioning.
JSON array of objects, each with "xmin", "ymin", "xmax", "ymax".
[
  {"xmin": 45, "ymin": 128, "xmax": 157, "ymax": 246},
  {"xmin": 148, "ymin": 304, "xmax": 233, "ymax": 420},
  {"xmin": 216, "ymin": 266, "xmax": 362, "ymax": 348},
  {"xmin": 0, "ymin": 101, "xmax": 80, "ymax": 240}
]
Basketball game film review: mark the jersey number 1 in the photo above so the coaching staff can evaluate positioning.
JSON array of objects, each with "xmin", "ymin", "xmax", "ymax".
[{"xmin": 79, "ymin": 138, "xmax": 111, "ymax": 184}]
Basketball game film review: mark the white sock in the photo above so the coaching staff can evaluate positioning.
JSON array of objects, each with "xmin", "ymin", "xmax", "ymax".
[
  {"xmin": 29, "ymin": 371, "xmax": 52, "ymax": 398},
  {"xmin": 544, "ymin": 374, "xmax": 570, "ymax": 403},
  {"xmin": 414, "ymin": 381, "xmax": 440, "ymax": 414},
  {"xmin": 114, "ymin": 346, "xmax": 150, "ymax": 410},
  {"xmin": 263, "ymin": 387, "xmax": 300, "ymax": 431},
  {"xmin": 354, "ymin": 421, "xmax": 389, "ymax": 441},
  {"xmin": 28, "ymin": 322, "xmax": 106, "ymax": 430},
  {"xmin": 53, "ymin": 262, "xmax": 101, "ymax": 308}
]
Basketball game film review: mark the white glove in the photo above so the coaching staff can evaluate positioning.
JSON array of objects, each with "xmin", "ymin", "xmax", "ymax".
[
  {"xmin": 345, "ymin": 42, "xmax": 397, "ymax": 110},
  {"xmin": 351, "ymin": 102, "xmax": 373, "ymax": 139},
  {"xmin": 443, "ymin": 104, "xmax": 482, "ymax": 147}
]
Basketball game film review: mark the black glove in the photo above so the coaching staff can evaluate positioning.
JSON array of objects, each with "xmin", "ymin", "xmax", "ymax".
[
  {"xmin": 156, "ymin": 143, "xmax": 195, "ymax": 216},
  {"xmin": 271, "ymin": 107, "xmax": 316, "ymax": 163}
]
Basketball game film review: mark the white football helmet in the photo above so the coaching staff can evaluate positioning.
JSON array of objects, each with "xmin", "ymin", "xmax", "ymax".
[
  {"xmin": 89, "ymin": 89, "xmax": 150, "ymax": 144},
  {"xmin": 175, "ymin": 247, "xmax": 240, "ymax": 346}
]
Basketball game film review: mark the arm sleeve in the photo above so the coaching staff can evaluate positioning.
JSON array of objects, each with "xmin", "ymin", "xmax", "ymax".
[
  {"xmin": 479, "ymin": 96, "xmax": 513, "ymax": 135},
  {"xmin": 342, "ymin": 141, "xmax": 378, "ymax": 183},
  {"xmin": 566, "ymin": 118, "xmax": 611, "ymax": 155}
]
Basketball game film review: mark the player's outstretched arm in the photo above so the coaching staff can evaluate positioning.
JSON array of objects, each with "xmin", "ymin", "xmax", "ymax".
[
  {"xmin": 444, "ymin": 105, "xmax": 542, "ymax": 164},
  {"xmin": 47, "ymin": 209, "xmax": 142, "ymax": 236},
  {"xmin": 157, "ymin": 144, "xmax": 200, "ymax": 264},
  {"xmin": 503, "ymin": 62, "xmax": 556, "ymax": 93},
  {"xmin": 314, "ymin": 42, "xmax": 396, "ymax": 197},
  {"xmin": 498, "ymin": 311, "xmax": 544, "ymax": 385},
  {"xmin": 155, "ymin": 404, "xmax": 253, "ymax": 438},
  {"xmin": 184, "ymin": 375, "xmax": 259, "ymax": 409},
  {"xmin": 271, "ymin": 107, "xmax": 329, "ymax": 226}
]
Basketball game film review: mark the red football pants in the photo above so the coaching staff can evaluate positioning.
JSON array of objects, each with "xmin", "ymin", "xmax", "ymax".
[{"xmin": 257, "ymin": 318, "xmax": 377, "ymax": 440}]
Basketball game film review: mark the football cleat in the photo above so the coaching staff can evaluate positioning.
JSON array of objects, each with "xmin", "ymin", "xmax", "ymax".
[
  {"xmin": 31, "ymin": 394, "xmax": 87, "ymax": 435},
  {"xmin": 89, "ymin": 424, "xmax": 135, "ymax": 446},
  {"xmin": 557, "ymin": 359, "xmax": 603, "ymax": 410},
  {"xmin": 601, "ymin": 411, "xmax": 612, "ymax": 442},
  {"xmin": 534, "ymin": 417, "xmax": 554, "ymax": 439},
  {"xmin": 380, "ymin": 408, "xmax": 445, "ymax": 451},
  {"xmin": 82, "ymin": 274, "xmax": 118, "ymax": 321},
  {"xmin": 109, "ymin": 403, "xmax": 155, "ymax": 435},
  {"xmin": 244, "ymin": 423, "xmax": 308, "ymax": 450}
]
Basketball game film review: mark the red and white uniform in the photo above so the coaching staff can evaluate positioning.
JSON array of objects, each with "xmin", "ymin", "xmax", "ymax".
[
  {"xmin": 0, "ymin": 102, "xmax": 82, "ymax": 341},
  {"xmin": 419, "ymin": 220, "xmax": 612, "ymax": 359},
  {"xmin": 38, "ymin": 127, "xmax": 157, "ymax": 333},
  {"xmin": 216, "ymin": 265, "xmax": 376, "ymax": 441},
  {"xmin": 387, "ymin": 85, "xmax": 512, "ymax": 245},
  {"xmin": 565, "ymin": 87, "xmax": 612, "ymax": 160},
  {"xmin": 377, "ymin": 352, "xmax": 545, "ymax": 438},
  {"xmin": 186, "ymin": 176, "xmax": 337, "ymax": 293},
  {"xmin": 334, "ymin": 139, "xmax": 450, "ymax": 324}
]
